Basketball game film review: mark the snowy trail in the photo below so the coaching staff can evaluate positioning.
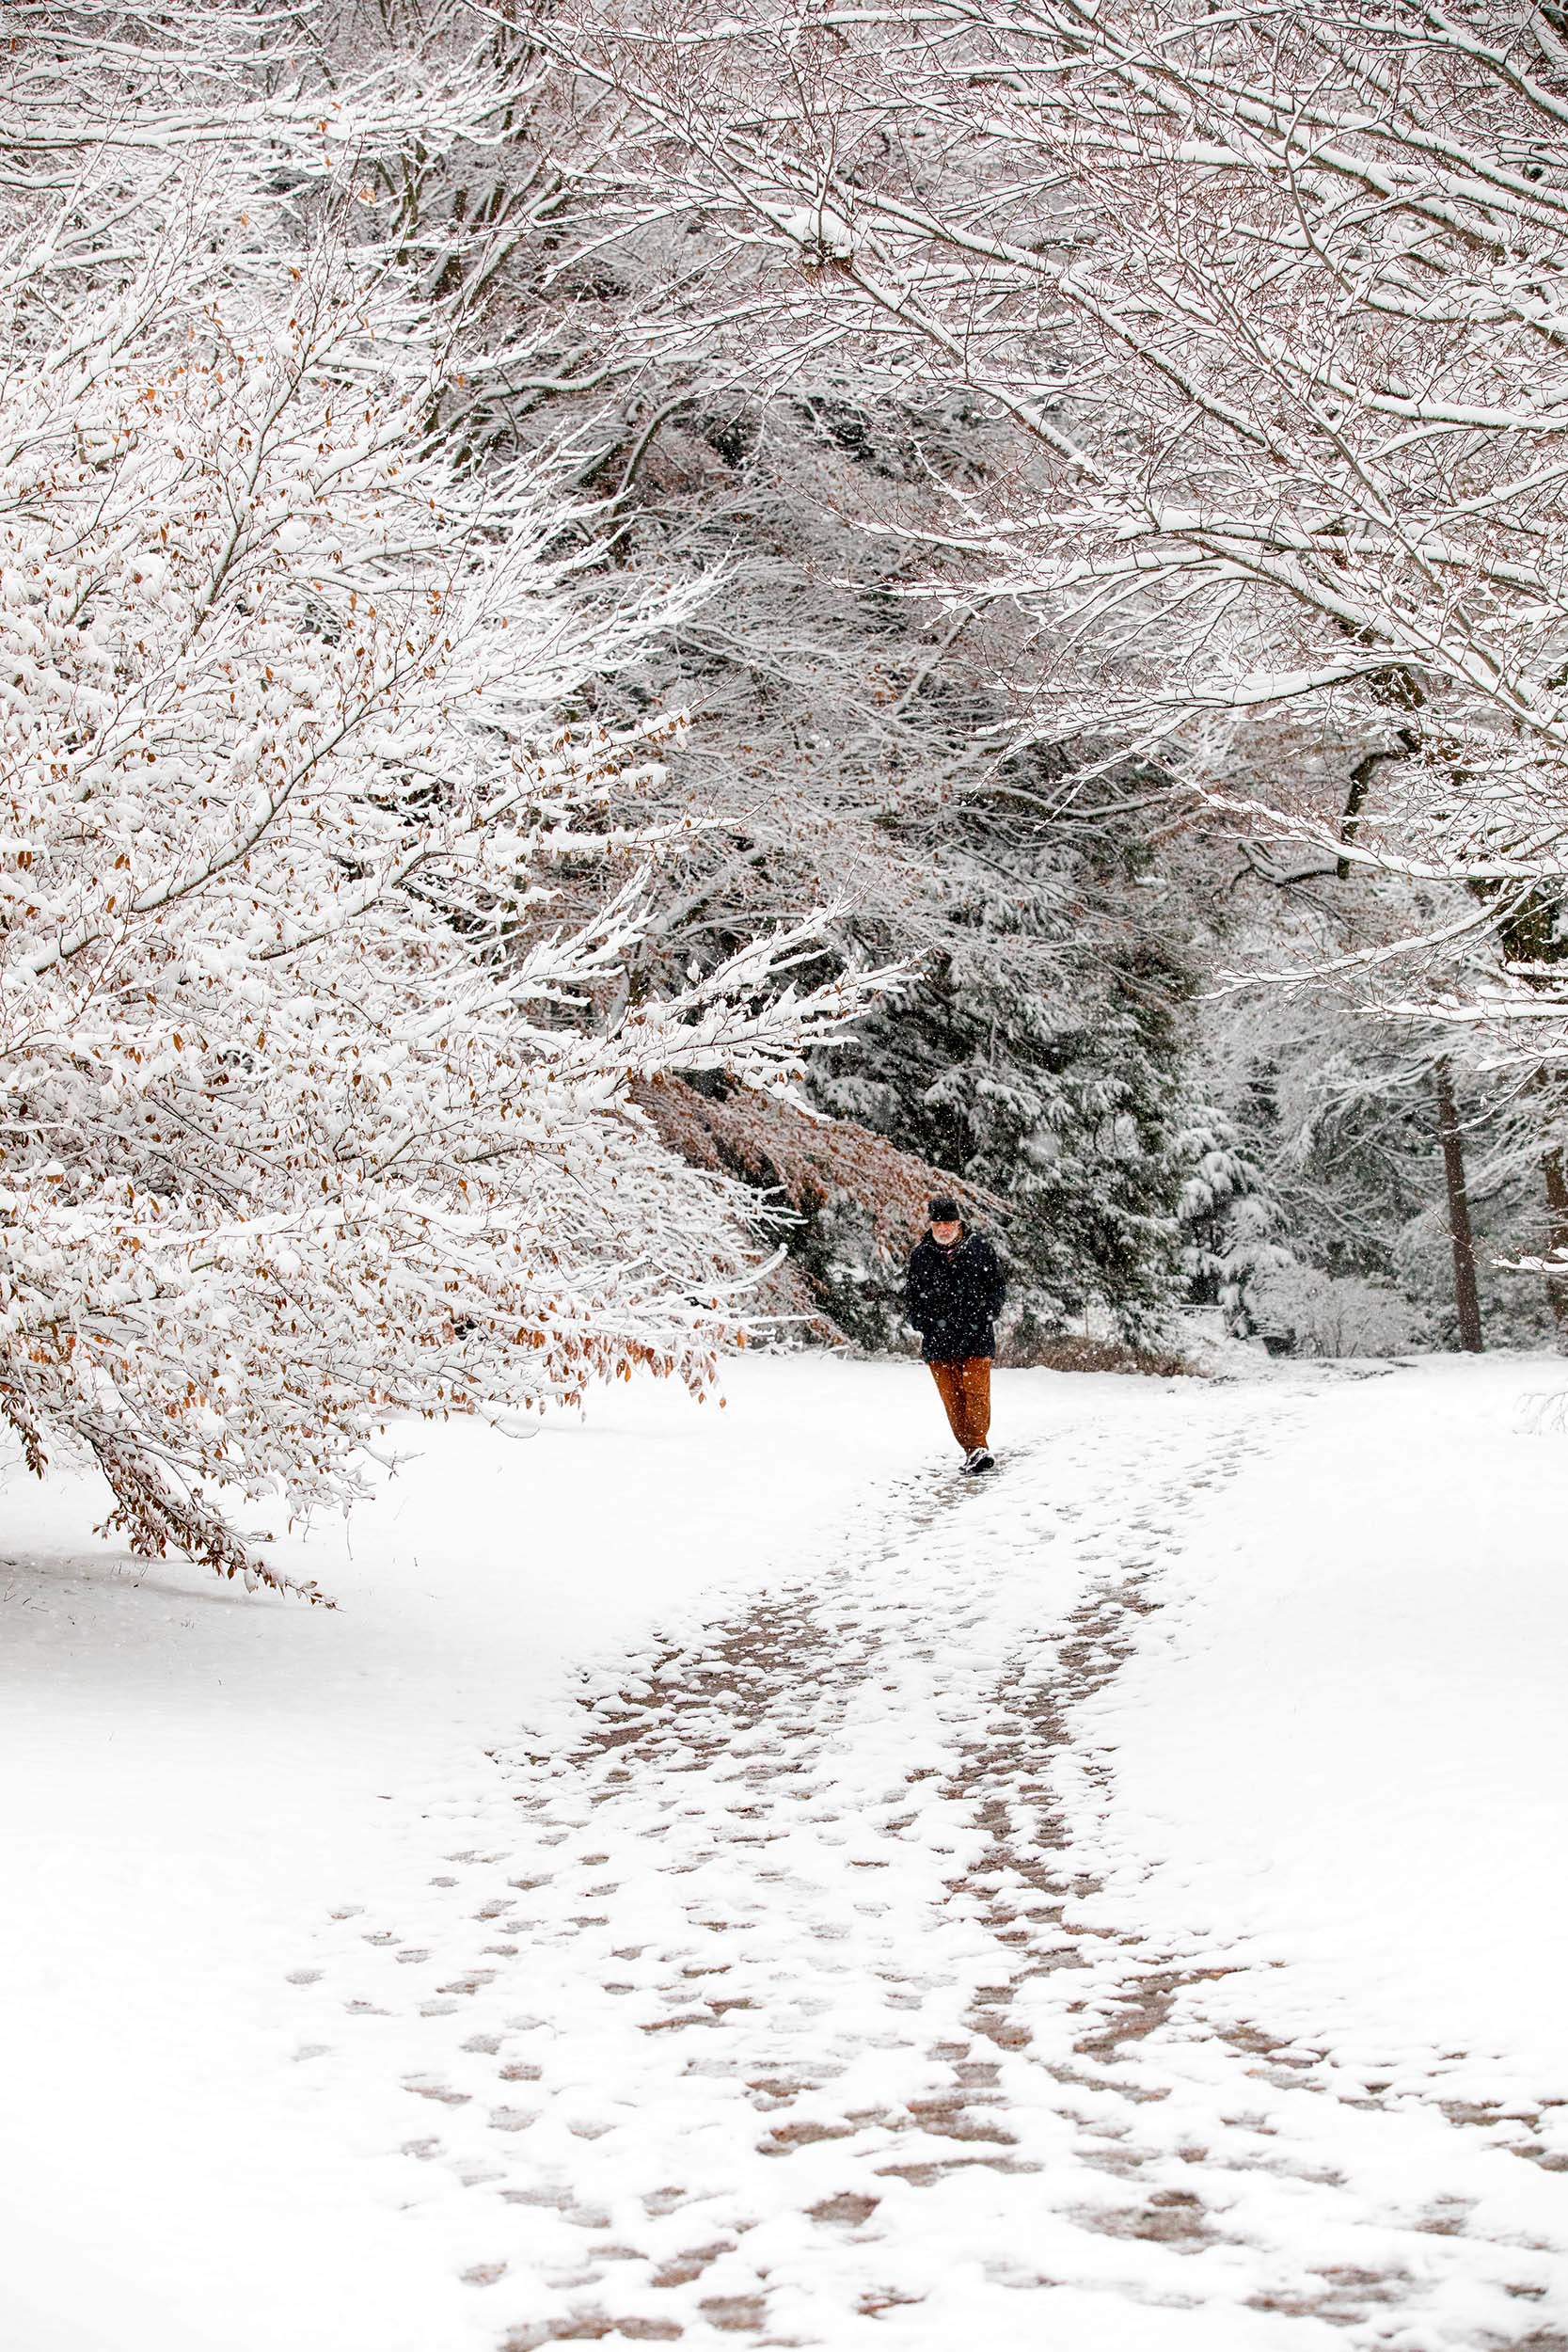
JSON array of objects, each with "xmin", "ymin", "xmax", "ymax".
[{"xmin": 281, "ymin": 1380, "xmax": 1568, "ymax": 2351}]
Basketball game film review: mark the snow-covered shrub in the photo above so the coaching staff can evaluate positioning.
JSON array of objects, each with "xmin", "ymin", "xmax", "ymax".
[
  {"xmin": 998, "ymin": 1330, "xmax": 1195, "ymax": 1376},
  {"xmin": 1249, "ymin": 1265, "xmax": 1428, "ymax": 1359},
  {"xmin": 633, "ymin": 1076, "xmax": 998, "ymax": 1351}
]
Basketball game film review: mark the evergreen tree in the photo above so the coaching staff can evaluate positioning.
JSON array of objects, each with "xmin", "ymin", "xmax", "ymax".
[
  {"xmin": 814, "ymin": 829, "xmax": 1196, "ymax": 1347},
  {"xmin": 1175, "ymin": 1102, "xmax": 1291, "ymax": 1338}
]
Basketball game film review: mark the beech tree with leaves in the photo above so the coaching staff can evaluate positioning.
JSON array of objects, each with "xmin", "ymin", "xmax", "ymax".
[{"xmin": 0, "ymin": 5, "xmax": 879, "ymax": 1592}]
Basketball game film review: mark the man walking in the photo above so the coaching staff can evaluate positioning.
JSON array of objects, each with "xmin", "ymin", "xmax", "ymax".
[{"xmin": 904, "ymin": 1197, "xmax": 1007, "ymax": 1474}]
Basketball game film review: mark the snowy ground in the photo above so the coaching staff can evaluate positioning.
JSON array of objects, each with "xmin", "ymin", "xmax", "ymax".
[{"xmin": 4, "ymin": 1352, "xmax": 1568, "ymax": 2351}]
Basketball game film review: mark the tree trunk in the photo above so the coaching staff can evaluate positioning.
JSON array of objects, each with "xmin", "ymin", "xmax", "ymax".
[
  {"xmin": 1434, "ymin": 1060, "xmax": 1484, "ymax": 1353},
  {"xmin": 1543, "ymin": 1146, "xmax": 1568, "ymax": 1337}
]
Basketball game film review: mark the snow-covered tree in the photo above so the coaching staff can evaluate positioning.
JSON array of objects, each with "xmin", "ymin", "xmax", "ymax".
[
  {"xmin": 1175, "ymin": 1103, "xmax": 1290, "ymax": 1339},
  {"xmin": 0, "ymin": 6, "xmax": 877, "ymax": 1592},
  {"xmin": 290, "ymin": 5, "xmax": 1209, "ymax": 1344},
  {"xmin": 813, "ymin": 848, "xmax": 1196, "ymax": 1343},
  {"xmin": 541, "ymin": 0, "xmax": 1568, "ymax": 1337},
  {"xmin": 549, "ymin": 1, "xmax": 1568, "ymax": 967}
]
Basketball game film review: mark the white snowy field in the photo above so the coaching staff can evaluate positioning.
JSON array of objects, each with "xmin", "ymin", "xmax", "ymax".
[{"xmin": 3, "ymin": 1351, "xmax": 1567, "ymax": 2351}]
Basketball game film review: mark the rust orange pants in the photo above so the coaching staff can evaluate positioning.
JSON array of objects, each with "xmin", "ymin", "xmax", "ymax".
[{"xmin": 928, "ymin": 1356, "xmax": 991, "ymax": 1453}]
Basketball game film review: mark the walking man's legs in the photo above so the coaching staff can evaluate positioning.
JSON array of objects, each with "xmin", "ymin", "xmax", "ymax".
[
  {"xmin": 958, "ymin": 1356, "xmax": 991, "ymax": 1451},
  {"xmin": 929, "ymin": 1359, "xmax": 968, "ymax": 1450},
  {"xmin": 928, "ymin": 1357, "xmax": 993, "ymax": 1454}
]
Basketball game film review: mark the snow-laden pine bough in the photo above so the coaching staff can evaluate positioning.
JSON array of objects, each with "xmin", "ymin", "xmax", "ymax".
[{"xmin": 0, "ymin": 5, "xmax": 892, "ymax": 1600}]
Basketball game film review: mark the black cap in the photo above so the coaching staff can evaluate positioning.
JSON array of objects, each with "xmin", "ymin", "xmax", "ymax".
[{"xmin": 927, "ymin": 1196, "xmax": 960, "ymax": 1222}]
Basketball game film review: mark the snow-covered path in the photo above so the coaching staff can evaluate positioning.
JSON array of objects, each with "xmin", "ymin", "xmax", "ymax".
[
  {"xmin": 6, "ymin": 1359, "xmax": 1568, "ymax": 2350},
  {"xmin": 277, "ymin": 1377, "xmax": 1568, "ymax": 2350}
]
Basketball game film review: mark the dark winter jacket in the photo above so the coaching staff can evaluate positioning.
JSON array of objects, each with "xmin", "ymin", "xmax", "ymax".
[{"xmin": 904, "ymin": 1231, "xmax": 1007, "ymax": 1364}]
